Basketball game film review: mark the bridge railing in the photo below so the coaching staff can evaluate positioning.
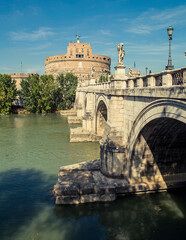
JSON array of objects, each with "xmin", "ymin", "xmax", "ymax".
[
  {"xmin": 77, "ymin": 67, "xmax": 186, "ymax": 90},
  {"xmin": 126, "ymin": 67, "xmax": 186, "ymax": 89}
]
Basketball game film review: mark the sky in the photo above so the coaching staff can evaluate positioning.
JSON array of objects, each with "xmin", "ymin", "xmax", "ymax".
[{"xmin": 0, "ymin": 0, "xmax": 186, "ymax": 75}]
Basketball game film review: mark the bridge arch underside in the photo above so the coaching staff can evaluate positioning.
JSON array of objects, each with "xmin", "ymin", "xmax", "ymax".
[
  {"xmin": 96, "ymin": 100, "xmax": 107, "ymax": 137},
  {"xmin": 129, "ymin": 117, "xmax": 186, "ymax": 188}
]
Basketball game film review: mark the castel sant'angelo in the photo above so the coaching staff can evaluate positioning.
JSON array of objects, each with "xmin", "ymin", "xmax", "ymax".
[{"xmin": 45, "ymin": 35, "xmax": 111, "ymax": 84}]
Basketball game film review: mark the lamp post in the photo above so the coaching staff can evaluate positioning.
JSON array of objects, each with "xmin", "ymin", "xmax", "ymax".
[
  {"xmin": 145, "ymin": 67, "xmax": 148, "ymax": 75},
  {"xmin": 165, "ymin": 26, "xmax": 174, "ymax": 70}
]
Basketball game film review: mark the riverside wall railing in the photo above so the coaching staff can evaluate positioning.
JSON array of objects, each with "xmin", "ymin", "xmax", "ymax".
[{"xmin": 78, "ymin": 67, "xmax": 186, "ymax": 90}]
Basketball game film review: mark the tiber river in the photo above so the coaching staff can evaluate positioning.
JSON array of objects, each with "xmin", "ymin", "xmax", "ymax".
[{"xmin": 0, "ymin": 114, "xmax": 186, "ymax": 240}]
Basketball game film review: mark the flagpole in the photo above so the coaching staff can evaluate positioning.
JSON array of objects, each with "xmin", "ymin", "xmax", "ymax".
[{"xmin": 21, "ymin": 61, "xmax": 22, "ymax": 73}]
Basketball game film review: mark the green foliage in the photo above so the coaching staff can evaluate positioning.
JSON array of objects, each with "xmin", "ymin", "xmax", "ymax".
[
  {"xmin": 99, "ymin": 73, "xmax": 113, "ymax": 83},
  {"xmin": 0, "ymin": 74, "xmax": 17, "ymax": 114},
  {"xmin": 99, "ymin": 75, "xmax": 106, "ymax": 82},
  {"xmin": 19, "ymin": 74, "xmax": 58, "ymax": 113},
  {"xmin": 56, "ymin": 73, "xmax": 78, "ymax": 110},
  {"xmin": 39, "ymin": 75, "xmax": 59, "ymax": 112},
  {"xmin": 19, "ymin": 73, "xmax": 78, "ymax": 113}
]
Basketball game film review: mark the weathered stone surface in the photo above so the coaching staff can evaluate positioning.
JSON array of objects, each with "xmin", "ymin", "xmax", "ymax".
[
  {"xmin": 59, "ymin": 159, "xmax": 100, "ymax": 173},
  {"xmin": 55, "ymin": 183, "xmax": 79, "ymax": 196},
  {"xmin": 56, "ymin": 195, "xmax": 80, "ymax": 205},
  {"xmin": 60, "ymin": 109, "xmax": 77, "ymax": 116},
  {"xmin": 54, "ymin": 159, "xmax": 186, "ymax": 205},
  {"xmin": 80, "ymin": 193, "xmax": 116, "ymax": 204},
  {"xmin": 68, "ymin": 116, "xmax": 82, "ymax": 124},
  {"xmin": 70, "ymin": 127, "xmax": 101, "ymax": 142},
  {"xmin": 79, "ymin": 183, "xmax": 95, "ymax": 194}
]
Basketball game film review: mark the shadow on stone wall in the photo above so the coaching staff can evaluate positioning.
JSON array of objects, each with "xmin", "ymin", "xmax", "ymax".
[{"xmin": 129, "ymin": 117, "xmax": 186, "ymax": 190}]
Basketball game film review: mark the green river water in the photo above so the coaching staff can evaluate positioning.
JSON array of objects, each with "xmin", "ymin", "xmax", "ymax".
[{"xmin": 0, "ymin": 114, "xmax": 186, "ymax": 240}]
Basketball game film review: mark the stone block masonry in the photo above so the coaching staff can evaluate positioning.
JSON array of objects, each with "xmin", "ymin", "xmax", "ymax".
[{"xmin": 54, "ymin": 159, "xmax": 186, "ymax": 205}]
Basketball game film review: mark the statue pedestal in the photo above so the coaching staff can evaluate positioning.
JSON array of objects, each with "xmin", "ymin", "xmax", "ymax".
[
  {"xmin": 89, "ymin": 78, "xmax": 95, "ymax": 85},
  {"xmin": 111, "ymin": 65, "xmax": 128, "ymax": 89},
  {"xmin": 114, "ymin": 65, "xmax": 127, "ymax": 80}
]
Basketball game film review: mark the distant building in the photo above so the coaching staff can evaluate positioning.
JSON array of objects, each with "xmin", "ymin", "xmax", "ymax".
[
  {"xmin": 45, "ymin": 36, "xmax": 111, "ymax": 84},
  {"xmin": 7, "ymin": 73, "xmax": 38, "ymax": 90},
  {"xmin": 128, "ymin": 68, "xmax": 141, "ymax": 77}
]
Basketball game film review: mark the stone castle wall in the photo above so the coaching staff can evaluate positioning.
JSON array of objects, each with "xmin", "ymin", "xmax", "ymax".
[
  {"xmin": 8, "ymin": 73, "xmax": 38, "ymax": 90},
  {"xmin": 45, "ymin": 42, "xmax": 111, "ymax": 84}
]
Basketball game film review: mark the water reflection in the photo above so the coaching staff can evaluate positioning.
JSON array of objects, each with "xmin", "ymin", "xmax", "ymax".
[
  {"xmin": 54, "ymin": 190, "xmax": 186, "ymax": 240},
  {"xmin": 0, "ymin": 169, "xmax": 55, "ymax": 240}
]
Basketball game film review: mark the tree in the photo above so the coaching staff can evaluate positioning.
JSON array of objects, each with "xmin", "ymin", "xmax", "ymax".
[
  {"xmin": 19, "ymin": 74, "xmax": 58, "ymax": 113},
  {"xmin": 56, "ymin": 73, "xmax": 78, "ymax": 110},
  {"xmin": 19, "ymin": 73, "xmax": 78, "ymax": 113},
  {"xmin": 39, "ymin": 75, "xmax": 59, "ymax": 112},
  {"xmin": 0, "ymin": 74, "xmax": 17, "ymax": 114},
  {"xmin": 19, "ymin": 74, "xmax": 41, "ymax": 113}
]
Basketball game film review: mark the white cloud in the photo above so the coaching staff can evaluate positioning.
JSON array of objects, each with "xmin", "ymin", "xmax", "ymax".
[
  {"xmin": 9, "ymin": 27, "xmax": 54, "ymax": 41},
  {"xmin": 99, "ymin": 30, "xmax": 112, "ymax": 36},
  {"xmin": 29, "ymin": 43, "xmax": 52, "ymax": 51},
  {"xmin": 15, "ymin": 10, "xmax": 24, "ymax": 16},
  {"xmin": 126, "ymin": 43, "xmax": 168, "ymax": 55},
  {"xmin": 117, "ymin": 17, "xmax": 128, "ymax": 22},
  {"xmin": 151, "ymin": 6, "xmax": 186, "ymax": 21},
  {"xmin": 126, "ymin": 5, "xmax": 186, "ymax": 35}
]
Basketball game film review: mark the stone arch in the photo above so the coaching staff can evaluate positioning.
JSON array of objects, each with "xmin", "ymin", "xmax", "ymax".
[
  {"xmin": 126, "ymin": 99, "xmax": 186, "ymax": 185},
  {"xmin": 96, "ymin": 96, "xmax": 108, "ymax": 136}
]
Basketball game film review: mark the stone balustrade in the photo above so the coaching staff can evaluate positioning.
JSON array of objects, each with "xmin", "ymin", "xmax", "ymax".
[{"xmin": 78, "ymin": 67, "xmax": 186, "ymax": 90}]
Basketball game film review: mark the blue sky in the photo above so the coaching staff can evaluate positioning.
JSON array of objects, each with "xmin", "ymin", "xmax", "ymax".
[{"xmin": 0, "ymin": 0, "xmax": 186, "ymax": 75}]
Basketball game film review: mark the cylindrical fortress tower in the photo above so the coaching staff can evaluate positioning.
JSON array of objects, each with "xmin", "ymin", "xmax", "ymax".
[{"xmin": 45, "ymin": 38, "xmax": 111, "ymax": 84}]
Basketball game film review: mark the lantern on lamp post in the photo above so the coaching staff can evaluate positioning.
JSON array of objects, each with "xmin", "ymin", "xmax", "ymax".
[{"xmin": 165, "ymin": 26, "xmax": 174, "ymax": 70}]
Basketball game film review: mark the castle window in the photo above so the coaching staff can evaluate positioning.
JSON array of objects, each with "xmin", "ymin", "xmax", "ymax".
[
  {"xmin": 87, "ymin": 49, "xmax": 89, "ymax": 56},
  {"xmin": 96, "ymin": 57, "xmax": 98, "ymax": 59},
  {"xmin": 76, "ymin": 54, "xmax": 84, "ymax": 58},
  {"xmin": 100, "ymin": 57, "xmax": 102, "ymax": 60},
  {"xmin": 70, "ymin": 48, "xmax": 72, "ymax": 55},
  {"xmin": 103, "ymin": 58, "xmax": 106, "ymax": 60}
]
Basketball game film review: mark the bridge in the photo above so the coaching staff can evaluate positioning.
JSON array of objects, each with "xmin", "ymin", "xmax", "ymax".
[{"xmin": 54, "ymin": 64, "xmax": 186, "ymax": 205}]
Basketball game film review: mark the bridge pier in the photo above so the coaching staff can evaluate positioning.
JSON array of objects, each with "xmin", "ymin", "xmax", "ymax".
[{"xmin": 100, "ymin": 140, "xmax": 126, "ymax": 178}]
